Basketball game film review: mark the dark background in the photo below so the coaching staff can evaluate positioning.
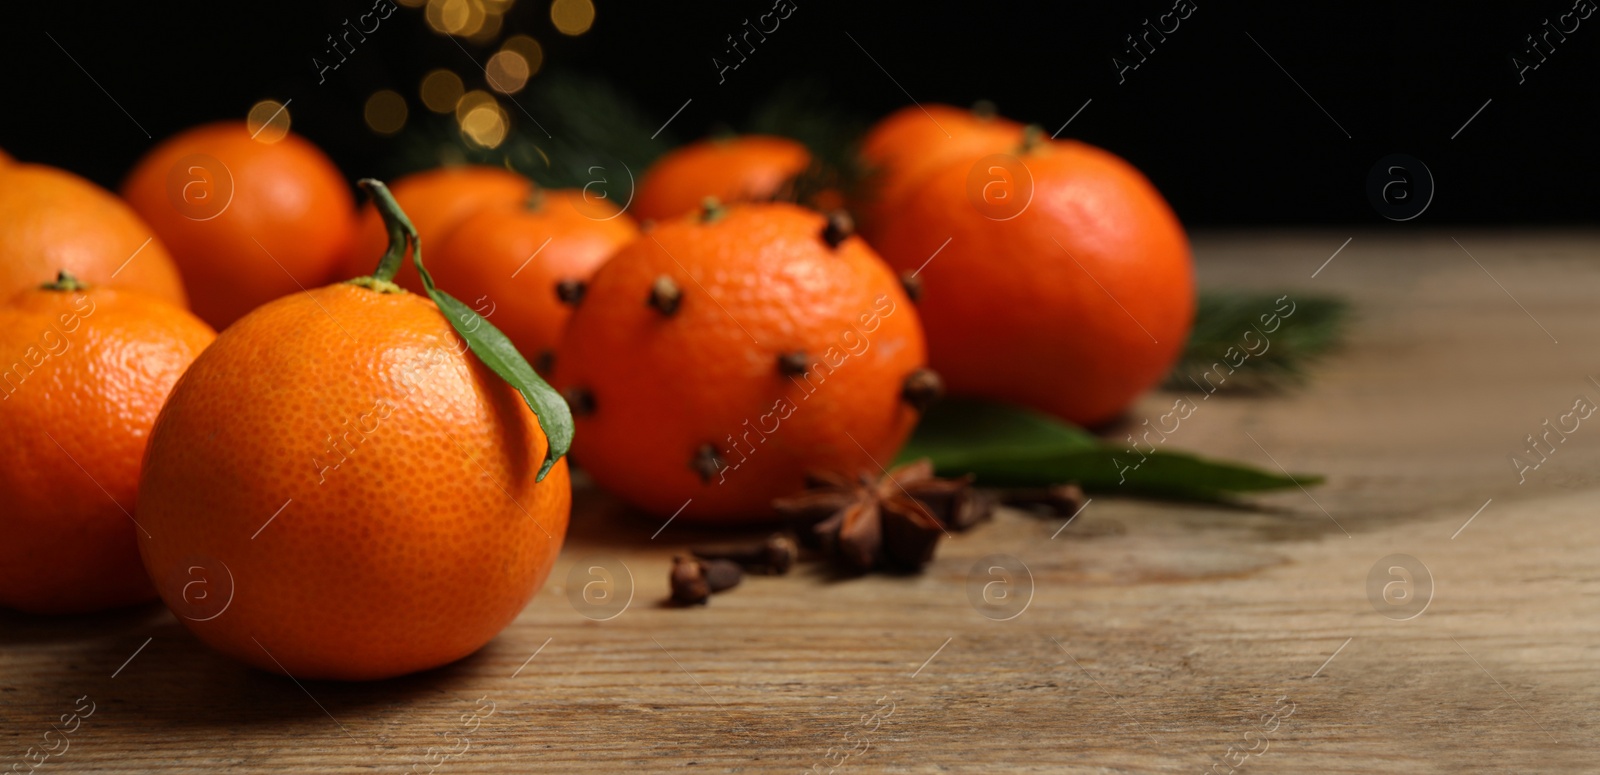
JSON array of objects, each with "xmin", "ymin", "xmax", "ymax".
[{"xmin": 2, "ymin": 0, "xmax": 1596, "ymax": 226}]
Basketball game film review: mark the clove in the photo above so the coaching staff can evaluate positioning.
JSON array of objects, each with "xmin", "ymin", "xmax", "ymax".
[
  {"xmin": 648, "ymin": 275, "xmax": 682, "ymax": 316},
  {"xmin": 776, "ymin": 350, "xmax": 810, "ymax": 377},
  {"xmin": 899, "ymin": 271, "xmax": 923, "ymax": 303},
  {"xmin": 669, "ymin": 555, "xmax": 743, "ymax": 605},
  {"xmin": 901, "ymin": 368, "xmax": 944, "ymax": 412},
  {"xmin": 554, "ymin": 278, "xmax": 586, "ymax": 306},
  {"xmin": 690, "ymin": 443, "xmax": 726, "ymax": 483},
  {"xmin": 561, "ymin": 387, "xmax": 595, "ymax": 417},
  {"xmin": 691, "ymin": 533, "xmax": 797, "ymax": 575},
  {"xmin": 821, "ymin": 210, "xmax": 854, "ymax": 248},
  {"xmin": 1000, "ymin": 483, "xmax": 1086, "ymax": 518}
]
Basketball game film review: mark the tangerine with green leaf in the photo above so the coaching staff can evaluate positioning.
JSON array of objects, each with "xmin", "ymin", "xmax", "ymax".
[{"xmin": 136, "ymin": 180, "xmax": 573, "ymax": 681}]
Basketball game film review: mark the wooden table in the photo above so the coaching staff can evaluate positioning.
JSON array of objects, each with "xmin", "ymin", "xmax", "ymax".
[{"xmin": 5, "ymin": 231, "xmax": 1598, "ymax": 773}]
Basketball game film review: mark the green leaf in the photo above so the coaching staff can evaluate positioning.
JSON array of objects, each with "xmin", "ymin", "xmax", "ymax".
[
  {"xmin": 1166, "ymin": 292, "xmax": 1350, "ymax": 392},
  {"xmin": 896, "ymin": 400, "xmax": 1318, "ymax": 501},
  {"xmin": 357, "ymin": 179, "xmax": 573, "ymax": 482},
  {"xmin": 897, "ymin": 398, "xmax": 1098, "ymax": 467}
]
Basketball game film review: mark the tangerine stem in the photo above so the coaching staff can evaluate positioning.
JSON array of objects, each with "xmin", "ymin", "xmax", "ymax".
[
  {"xmin": 700, "ymin": 196, "xmax": 727, "ymax": 223},
  {"xmin": 39, "ymin": 271, "xmax": 88, "ymax": 293},
  {"xmin": 357, "ymin": 179, "xmax": 417, "ymax": 285},
  {"xmin": 1019, "ymin": 124, "xmax": 1045, "ymax": 155}
]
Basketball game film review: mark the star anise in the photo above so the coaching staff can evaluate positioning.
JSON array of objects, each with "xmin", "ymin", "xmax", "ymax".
[{"xmin": 772, "ymin": 459, "xmax": 993, "ymax": 572}]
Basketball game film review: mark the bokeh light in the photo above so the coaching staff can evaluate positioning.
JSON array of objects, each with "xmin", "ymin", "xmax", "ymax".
[
  {"xmin": 421, "ymin": 69, "xmax": 465, "ymax": 113},
  {"xmin": 466, "ymin": 8, "xmax": 503, "ymax": 43},
  {"xmin": 455, "ymin": 89, "xmax": 497, "ymax": 124},
  {"xmin": 486, "ymin": 50, "xmax": 530, "ymax": 94},
  {"xmin": 457, "ymin": 90, "xmax": 509, "ymax": 149},
  {"xmin": 502, "ymin": 35, "xmax": 544, "ymax": 76},
  {"xmin": 246, "ymin": 99, "xmax": 291, "ymax": 143},
  {"xmin": 502, "ymin": 34, "xmax": 547, "ymax": 76},
  {"xmin": 364, "ymin": 90, "xmax": 409, "ymax": 136},
  {"xmin": 426, "ymin": 0, "xmax": 487, "ymax": 36},
  {"xmin": 550, "ymin": 0, "xmax": 595, "ymax": 36}
]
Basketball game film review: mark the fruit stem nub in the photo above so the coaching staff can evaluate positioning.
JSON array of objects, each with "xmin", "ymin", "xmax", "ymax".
[
  {"xmin": 1019, "ymin": 124, "xmax": 1046, "ymax": 155},
  {"xmin": 700, "ymin": 197, "xmax": 728, "ymax": 224},
  {"xmin": 39, "ymin": 271, "xmax": 88, "ymax": 293}
]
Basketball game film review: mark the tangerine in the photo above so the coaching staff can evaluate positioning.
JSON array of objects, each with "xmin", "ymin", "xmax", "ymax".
[
  {"xmin": 122, "ymin": 121, "xmax": 356, "ymax": 329},
  {"xmin": 856, "ymin": 103, "xmax": 1024, "ymax": 240},
  {"xmin": 431, "ymin": 189, "xmax": 638, "ymax": 366},
  {"xmin": 137, "ymin": 181, "xmax": 572, "ymax": 680},
  {"xmin": 336, "ymin": 165, "xmax": 533, "ymax": 293},
  {"xmin": 0, "ymin": 164, "xmax": 187, "ymax": 307},
  {"xmin": 873, "ymin": 134, "xmax": 1193, "ymax": 427},
  {"xmin": 555, "ymin": 202, "xmax": 934, "ymax": 523},
  {"xmin": 632, "ymin": 135, "xmax": 811, "ymax": 222},
  {"xmin": 0, "ymin": 274, "xmax": 214, "ymax": 614}
]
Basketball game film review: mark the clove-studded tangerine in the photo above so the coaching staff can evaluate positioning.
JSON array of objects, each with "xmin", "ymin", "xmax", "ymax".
[
  {"xmin": 554, "ymin": 200, "xmax": 933, "ymax": 524},
  {"xmin": 136, "ymin": 179, "xmax": 573, "ymax": 681}
]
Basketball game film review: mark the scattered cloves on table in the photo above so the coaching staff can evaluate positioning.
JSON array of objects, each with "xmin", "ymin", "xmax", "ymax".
[
  {"xmin": 669, "ymin": 555, "xmax": 743, "ymax": 606},
  {"xmin": 999, "ymin": 483, "xmax": 1086, "ymax": 518},
  {"xmin": 691, "ymin": 533, "xmax": 798, "ymax": 575}
]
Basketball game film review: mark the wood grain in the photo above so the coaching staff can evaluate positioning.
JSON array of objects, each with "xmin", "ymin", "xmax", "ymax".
[{"xmin": 4, "ymin": 231, "xmax": 1598, "ymax": 773}]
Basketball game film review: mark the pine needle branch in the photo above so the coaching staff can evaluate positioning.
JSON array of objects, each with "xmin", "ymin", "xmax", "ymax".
[{"xmin": 1165, "ymin": 292, "xmax": 1350, "ymax": 393}]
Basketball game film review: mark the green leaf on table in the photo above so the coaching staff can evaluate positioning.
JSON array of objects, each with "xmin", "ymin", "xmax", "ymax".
[{"xmin": 896, "ymin": 399, "xmax": 1319, "ymax": 501}]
